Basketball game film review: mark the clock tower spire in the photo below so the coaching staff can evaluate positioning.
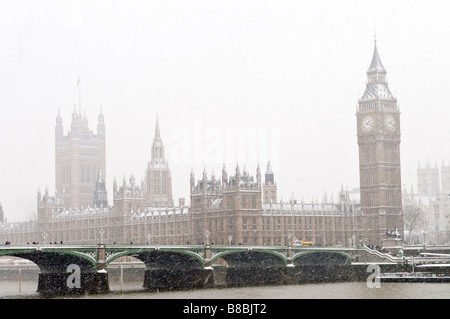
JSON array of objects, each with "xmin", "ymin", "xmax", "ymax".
[{"xmin": 356, "ymin": 40, "xmax": 403, "ymax": 246}]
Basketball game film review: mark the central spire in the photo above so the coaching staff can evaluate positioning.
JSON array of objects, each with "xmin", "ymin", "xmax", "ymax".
[
  {"xmin": 155, "ymin": 114, "xmax": 160, "ymax": 140},
  {"xmin": 145, "ymin": 115, "xmax": 173, "ymax": 207},
  {"xmin": 367, "ymin": 39, "xmax": 387, "ymax": 76},
  {"xmin": 360, "ymin": 38, "xmax": 395, "ymax": 102},
  {"xmin": 150, "ymin": 115, "xmax": 166, "ymax": 166}
]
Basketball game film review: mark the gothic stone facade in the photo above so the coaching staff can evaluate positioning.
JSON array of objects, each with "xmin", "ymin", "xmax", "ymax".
[
  {"xmin": 1, "ymin": 166, "xmax": 360, "ymax": 247},
  {"xmin": 1, "ymin": 42, "xmax": 404, "ymax": 248},
  {"xmin": 189, "ymin": 165, "xmax": 361, "ymax": 246}
]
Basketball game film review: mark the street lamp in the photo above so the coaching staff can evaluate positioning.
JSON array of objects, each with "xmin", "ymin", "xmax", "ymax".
[
  {"xmin": 99, "ymin": 228, "xmax": 105, "ymax": 244},
  {"xmin": 42, "ymin": 232, "xmax": 48, "ymax": 244},
  {"xmin": 205, "ymin": 230, "xmax": 211, "ymax": 245},
  {"xmin": 147, "ymin": 232, "xmax": 152, "ymax": 244},
  {"xmin": 287, "ymin": 233, "xmax": 292, "ymax": 247},
  {"xmin": 228, "ymin": 235, "xmax": 233, "ymax": 246}
]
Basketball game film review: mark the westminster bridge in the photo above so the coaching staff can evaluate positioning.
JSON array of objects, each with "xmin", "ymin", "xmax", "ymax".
[{"xmin": 1, "ymin": 243, "xmax": 449, "ymax": 295}]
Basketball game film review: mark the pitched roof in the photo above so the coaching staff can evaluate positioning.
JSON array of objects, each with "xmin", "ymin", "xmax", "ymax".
[{"xmin": 367, "ymin": 41, "xmax": 387, "ymax": 74}]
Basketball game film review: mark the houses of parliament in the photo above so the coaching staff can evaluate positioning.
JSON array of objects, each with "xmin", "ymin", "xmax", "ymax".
[{"xmin": 0, "ymin": 41, "xmax": 404, "ymax": 248}]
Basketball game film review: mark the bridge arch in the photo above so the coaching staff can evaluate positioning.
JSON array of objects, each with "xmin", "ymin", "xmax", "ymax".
[
  {"xmin": 293, "ymin": 250, "xmax": 352, "ymax": 266},
  {"xmin": 0, "ymin": 248, "xmax": 98, "ymax": 272},
  {"xmin": 211, "ymin": 249, "xmax": 287, "ymax": 267},
  {"xmin": 104, "ymin": 247, "xmax": 210, "ymax": 290},
  {"xmin": 105, "ymin": 248, "xmax": 205, "ymax": 269}
]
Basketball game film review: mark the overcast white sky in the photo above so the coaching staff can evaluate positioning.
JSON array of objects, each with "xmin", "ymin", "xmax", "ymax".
[{"xmin": 1, "ymin": 0, "xmax": 450, "ymax": 221}]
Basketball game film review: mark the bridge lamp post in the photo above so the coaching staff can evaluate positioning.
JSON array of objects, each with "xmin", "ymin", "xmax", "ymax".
[
  {"xmin": 147, "ymin": 232, "xmax": 152, "ymax": 245},
  {"xmin": 204, "ymin": 230, "xmax": 212, "ymax": 270},
  {"xmin": 42, "ymin": 232, "xmax": 48, "ymax": 244},
  {"xmin": 286, "ymin": 233, "xmax": 294, "ymax": 268},
  {"xmin": 351, "ymin": 234, "xmax": 356, "ymax": 249},
  {"xmin": 228, "ymin": 235, "xmax": 233, "ymax": 246},
  {"xmin": 99, "ymin": 228, "xmax": 105, "ymax": 244},
  {"xmin": 205, "ymin": 230, "xmax": 211, "ymax": 246}
]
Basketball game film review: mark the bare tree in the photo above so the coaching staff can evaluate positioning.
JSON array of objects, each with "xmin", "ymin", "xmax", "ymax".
[{"xmin": 403, "ymin": 205, "xmax": 428, "ymax": 244}]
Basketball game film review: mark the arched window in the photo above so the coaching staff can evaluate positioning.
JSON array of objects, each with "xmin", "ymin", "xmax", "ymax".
[
  {"xmin": 81, "ymin": 164, "xmax": 85, "ymax": 183},
  {"xmin": 86, "ymin": 164, "xmax": 90, "ymax": 183}
]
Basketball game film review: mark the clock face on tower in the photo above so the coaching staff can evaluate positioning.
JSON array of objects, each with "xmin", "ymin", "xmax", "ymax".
[
  {"xmin": 384, "ymin": 115, "xmax": 396, "ymax": 132},
  {"xmin": 361, "ymin": 115, "xmax": 374, "ymax": 132}
]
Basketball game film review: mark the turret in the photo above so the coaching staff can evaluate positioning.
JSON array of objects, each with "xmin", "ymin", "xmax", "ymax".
[
  {"xmin": 94, "ymin": 170, "xmax": 108, "ymax": 208},
  {"xmin": 145, "ymin": 115, "xmax": 174, "ymax": 207},
  {"xmin": 97, "ymin": 107, "xmax": 105, "ymax": 136},
  {"xmin": 222, "ymin": 164, "xmax": 228, "ymax": 188},
  {"xmin": 150, "ymin": 115, "xmax": 165, "ymax": 165},
  {"xmin": 257, "ymin": 163, "xmax": 261, "ymax": 187},
  {"xmin": 71, "ymin": 105, "xmax": 80, "ymax": 132},
  {"xmin": 262, "ymin": 161, "xmax": 277, "ymax": 204},
  {"xmin": 113, "ymin": 176, "xmax": 118, "ymax": 196},
  {"xmin": 265, "ymin": 161, "xmax": 274, "ymax": 185},
  {"xmin": 55, "ymin": 108, "xmax": 63, "ymax": 139},
  {"xmin": 190, "ymin": 169, "xmax": 195, "ymax": 192},
  {"xmin": 202, "ymin": 166, "xmax": 208, "ymax": 192}
]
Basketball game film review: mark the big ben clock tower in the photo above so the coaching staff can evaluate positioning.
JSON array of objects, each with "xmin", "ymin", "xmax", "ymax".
[{"xmin": 356, "ymin": 40, "xmax": 403, "ymax": 246}]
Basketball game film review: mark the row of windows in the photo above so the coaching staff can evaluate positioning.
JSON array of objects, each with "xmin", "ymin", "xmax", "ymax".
[
  {"xmin": 241, "ymin": 196, "xmax": 257, "ymax": 209},
  {"xmin": 62, "ymin": 165, "xmax": 71, "ymax": 184},
  {"xmin": 264, "ymin": 190, "xmax": 276, "ymax": 204},
  {"xmin": 198, "ymin": 216, "xmax": 348, "ymax": 234},
  {"xmin": 242, "ymin": 217, "xmax": 258, "ymax": 231},
  {"xmin": 360, "ymin": 189, "xmax": 401, "ymax": 208},
  {"xmin": 361, "ymin": 143, "xmax": 400, "ymax": 163},
  {"xmin": 62, "ymin": 164, "xmax": 99, "ymax": 184},
  {"xmin": 81, "ymin": 164, "xmax": 97, "ymax": 183},
  {"xmin": 194, "ymin": 196, "xmax": 259, "ymax": 210},
  {"xmin": 360, "ymin": 167, "xmax": 401, "ymax": 186},
  {"xmin": 151, "ymin": 181, "xmax": 168, "ymax": 194}
]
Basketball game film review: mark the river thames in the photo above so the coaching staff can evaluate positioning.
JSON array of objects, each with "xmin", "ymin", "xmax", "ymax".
[{"xmin": 1, "ymin": 279, "xmax": 449, "ymax": 299}]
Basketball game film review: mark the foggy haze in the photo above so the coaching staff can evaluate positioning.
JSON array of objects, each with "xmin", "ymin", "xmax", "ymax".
[{"xmin": 1, "ymin": 0, "xmax": 450, "ymax": 221}]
